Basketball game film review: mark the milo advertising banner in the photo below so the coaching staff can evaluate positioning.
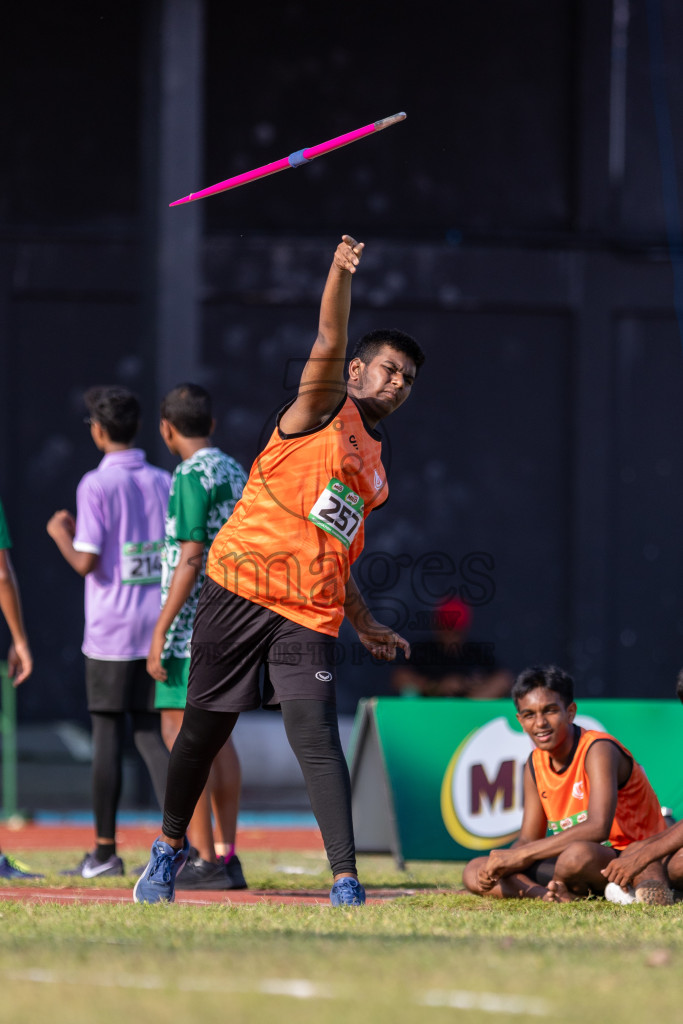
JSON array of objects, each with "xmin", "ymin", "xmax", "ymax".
[{"xmin": 348, "ymin": 697, "xmax": 683, "ymax": 867}]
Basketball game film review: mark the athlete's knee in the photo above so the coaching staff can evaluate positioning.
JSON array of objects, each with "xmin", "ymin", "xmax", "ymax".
[
  {"xmin": 555, "ymin": 840, "xmax": 600, "ymax": 879},
  {"xmin": 282, "ymin": 699, "xmax": 341, "ymax": 753},
  {"xmin": 177, "ymin": 705, "xmax": 238, "ymax": 762}
]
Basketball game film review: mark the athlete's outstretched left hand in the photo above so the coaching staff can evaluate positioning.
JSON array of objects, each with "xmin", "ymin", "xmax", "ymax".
[
  {"xmin": 355, "ymin": 620, "xmax": 411, "ymax": 662},
  {"xmin": 333, "ymin": 234, "xmax": 364, "ymax": 275}
]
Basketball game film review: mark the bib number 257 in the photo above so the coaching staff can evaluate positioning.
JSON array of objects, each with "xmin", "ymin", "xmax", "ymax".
[{"xmin": 308, "ymin": 478, "xmax": 364, "ymax": 549}]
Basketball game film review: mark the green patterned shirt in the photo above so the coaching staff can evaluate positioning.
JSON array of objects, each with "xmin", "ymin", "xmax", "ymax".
[
  {"xmin": 161, "ymin": 447, "xmax": 247, "ymax": 658},
  {"xmin": 0, "ymin": 499, "xmax": 12, "ymax": 550}
]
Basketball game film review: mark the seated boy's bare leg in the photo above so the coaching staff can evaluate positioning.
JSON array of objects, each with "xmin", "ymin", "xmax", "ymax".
[
  {"xmin": 210, "ymin": 737, "xmax": 241, "ymax": 852},
  {"xmin": 548, "ymin": 840, "xmax": 618, "ymax": 898},
  {"xmin": 631, "ymin": 858, "xmax": 670, "ymax": 892},
  {"xmin": 462, "ymin": 857, "xmax": 547, "ymax": 900},
  {"xmin": 496, "ymin": 874, "xmax": 548, "ymax": 900},
  {"xmin": 665, "ymin": 848, "xmax": 683, "ymax": 890}
]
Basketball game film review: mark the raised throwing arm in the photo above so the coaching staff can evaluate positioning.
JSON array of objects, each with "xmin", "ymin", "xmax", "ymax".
[{"xmin": 279, "ymin": 235, "xmax": 364, "ymax": 435}]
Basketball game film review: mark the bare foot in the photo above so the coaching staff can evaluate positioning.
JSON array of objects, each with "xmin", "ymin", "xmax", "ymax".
[
  {"xmin": 497, "ymin": 877, "xmax": 548, "ymax": 900},
  {"xmin": 522, "ymin": 883, "xmax": 549, "ymax": 900},
  {"xmin": 543, "ymin": 879, "xmax": 578, "ymax": 903}
]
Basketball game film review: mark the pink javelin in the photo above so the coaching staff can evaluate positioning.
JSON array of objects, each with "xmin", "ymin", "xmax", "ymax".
[{"xmin": 169, "ymin": 112, "xmax": 406, "ymax": 206}]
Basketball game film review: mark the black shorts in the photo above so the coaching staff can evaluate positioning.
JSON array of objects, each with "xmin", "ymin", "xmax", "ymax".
[
  {"xmin": 187, "ymin": 578, "xmax": 339, "ymax": 713},
  {"xmin": 85, "ymin": 657, "xmax": 157, "ymax": 714},
  {"xmin": 524, "ymin": 858, "xmax": 557, "ymax": 887}
]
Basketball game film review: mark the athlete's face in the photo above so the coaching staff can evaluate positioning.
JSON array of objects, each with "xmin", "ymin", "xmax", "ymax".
[
  {"xmin": 516, "ymin": 687, "xmax": 577, "ymax": 754},
  {"xmin": 348, "ymin": 344, "xmax": 416, "ymax": 419}
]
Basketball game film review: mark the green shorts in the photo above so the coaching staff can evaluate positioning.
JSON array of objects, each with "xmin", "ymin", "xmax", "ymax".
[{"xmin": 154, "ymin": 656, "xmax": 190, "ymax": 710}]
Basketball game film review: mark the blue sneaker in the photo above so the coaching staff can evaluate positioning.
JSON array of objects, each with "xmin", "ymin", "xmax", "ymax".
[
  {"xmin": 330, "ymin": 876, "xmax": 366, "ymax": 906},
  {"xmin": 0, "ymin": 853, "xmax": 43, "ymax": 880},
  {"xmin": 133, "ymin": 837, "xmax": 189, "ymax": 904}
]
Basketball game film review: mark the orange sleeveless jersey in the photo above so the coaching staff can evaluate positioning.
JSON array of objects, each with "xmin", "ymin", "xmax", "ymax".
[
  {"xmin": 530, "ymin": 728, "xmax": 666, "ymax": 849},
  {"xmin": 206, "ymin": 395, "xmax": 388, "ymax": 636}
]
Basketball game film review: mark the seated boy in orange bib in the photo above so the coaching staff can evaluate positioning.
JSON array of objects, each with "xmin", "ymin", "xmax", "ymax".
[{"xmin": 463, "ymin": 665, "xmax": 671, "ymax": 903}]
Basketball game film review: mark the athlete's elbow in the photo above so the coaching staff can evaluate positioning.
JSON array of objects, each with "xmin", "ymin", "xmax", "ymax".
[{"xmin": 585, "ymin": 822, "xmax": 613, "ymax": 843}]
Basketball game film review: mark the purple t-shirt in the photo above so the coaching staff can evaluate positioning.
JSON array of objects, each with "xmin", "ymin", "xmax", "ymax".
[{"xmin": 73, "ymin": 449, "xmax": 171, "ymax": 660}]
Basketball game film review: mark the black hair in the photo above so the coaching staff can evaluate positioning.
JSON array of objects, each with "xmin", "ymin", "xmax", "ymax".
[
  {"xmin": 160, "ymin": 383, "xmax": 213, "ymax": 438},
  {"xmin": 511, "ymin": 664, "xmax": 575, "ymax": 710},
  {"xmin": 84, "ymin": 386, "xmax": 140, "ymax": 444},
  {"xmin": 676, "ymin": 669, "xmax": 683, "ymax": 705},
  {"xmin": 351, "ymin": 328, "xmax": 425, "ymax": 375}
]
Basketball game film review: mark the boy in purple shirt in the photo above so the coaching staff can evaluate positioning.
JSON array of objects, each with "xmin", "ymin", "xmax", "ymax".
[{"xmin": 47, "ymin": 387, "xmax": 171, "ymax": 878}]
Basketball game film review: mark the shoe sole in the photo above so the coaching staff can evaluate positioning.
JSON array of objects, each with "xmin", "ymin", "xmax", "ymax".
[
  {"xmin": 635, "ymin": 880, "xmax": 674, "ymax": 906},
  {"xmin": 0, "ymin": 872, "xmax": 44, "ymax": 880}
]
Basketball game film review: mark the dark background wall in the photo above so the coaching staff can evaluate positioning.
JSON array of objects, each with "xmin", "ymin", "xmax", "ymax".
[{"xmin": 1, "ymin": 0, "xmax": 683, "ymax": 720}]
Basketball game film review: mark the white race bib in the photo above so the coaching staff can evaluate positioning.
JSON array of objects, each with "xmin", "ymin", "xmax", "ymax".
[
  {"xmin": 121, "ymin": 540, "xmax": 163, "ymax": 585},
  {"xmin": 308, "ymin": 478, "xmax": 364, "ymax": 549}
]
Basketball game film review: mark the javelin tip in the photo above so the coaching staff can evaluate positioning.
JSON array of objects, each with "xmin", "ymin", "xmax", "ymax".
[{"xmin": 374, "ymin": 112, "xmax": 407, "ymax": 130}]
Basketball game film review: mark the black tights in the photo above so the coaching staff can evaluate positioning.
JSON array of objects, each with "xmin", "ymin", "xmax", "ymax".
[
  {"xmin": 90, "ymin": 711, "xmax": 169, "ymax": 840},
  {"xmin": 162, "ymin": 701, "xmax": 356, "ymax": 877}
]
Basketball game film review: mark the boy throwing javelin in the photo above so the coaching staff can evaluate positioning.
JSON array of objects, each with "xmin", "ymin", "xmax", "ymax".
[{"xmin": 135, "ymin": 234, "xmax": 425, "ymax": 905}]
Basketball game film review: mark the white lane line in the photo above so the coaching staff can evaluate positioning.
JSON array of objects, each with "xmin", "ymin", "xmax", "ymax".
[
  {"xmin": 259, "ymin": 979, "xmax": 332, "ymax": 999},
  {"xmin": 3, "ymin": 971, "xmax": 328, "ymax": 999},
  {"xmin": 6, "ymin": 969, "xmax": 164, "ymax": 990},
  {"xmin": 421, "ymin": 989, "xmax": 549, "ymax": 1016},
  {"xmin": 3, "ymin": 970, "xmax": 548, "ymax": 1012}
]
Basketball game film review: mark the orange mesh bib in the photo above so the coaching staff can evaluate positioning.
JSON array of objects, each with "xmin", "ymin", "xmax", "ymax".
[
  {"xmin": 207, "ymin": 396, "xmax": 388, "ymax": 635},
  {"xmin": 531, "ymin": 728, "xmax": 666, "ymax": 849}
]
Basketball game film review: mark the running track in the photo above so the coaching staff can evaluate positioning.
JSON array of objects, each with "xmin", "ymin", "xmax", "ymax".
[{"xmin": 0, "ymin": 822, "xmax": 415, "ymax": 906}]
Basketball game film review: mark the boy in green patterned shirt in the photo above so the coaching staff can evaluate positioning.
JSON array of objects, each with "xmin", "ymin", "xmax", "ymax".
[
  {"xmin": 0, "ymin": 497, "xmax": 42, "ymax": 879},
  {"xmin": 147, "ymin": 384, "xmax": 248, "ymax": 890},
  {"xmin": 0, "ymin": 499, "xmax": 32, "ymax": 687}
]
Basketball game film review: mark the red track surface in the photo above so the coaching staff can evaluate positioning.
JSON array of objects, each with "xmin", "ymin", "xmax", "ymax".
[
  {"xmin": 0, "ymin": 887, "xmax": 408, "ymax": 906},
  {"xmin": 0, "ymin": 823, "xmax": 324, "ymax": 852},
  {"xmin": 0, "ymin": 822, "xmax": 412, "ymax": 905}
]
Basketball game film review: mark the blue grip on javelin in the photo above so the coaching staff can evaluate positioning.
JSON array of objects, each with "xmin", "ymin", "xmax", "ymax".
[{"xmin": 288, "ymin": 149, "xmax": 310, "ymax": 168}]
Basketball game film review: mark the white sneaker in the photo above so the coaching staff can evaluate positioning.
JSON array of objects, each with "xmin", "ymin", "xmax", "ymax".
[{"xmin": 604, "ymin": 882, "xmax": 636, "ymax": 905}]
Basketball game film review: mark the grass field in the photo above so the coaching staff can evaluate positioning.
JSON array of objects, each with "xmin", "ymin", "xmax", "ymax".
[{"xmin": 0, "ymin": 844, "xmax": 681, "ymax": 1024}]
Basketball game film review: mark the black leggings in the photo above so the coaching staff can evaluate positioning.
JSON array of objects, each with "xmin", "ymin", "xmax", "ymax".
[
  {"xmin": 90, "ymin": 711, "xmax": 169, "ymax": 840},
  {"xmin": 162, "ymin": 701, "xmax": 357, "ymax": 877}
]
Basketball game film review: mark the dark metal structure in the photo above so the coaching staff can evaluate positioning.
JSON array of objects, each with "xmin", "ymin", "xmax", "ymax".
[{"xmin": 2, "ymin": 0, "xmax": 683, "ymax": 718}]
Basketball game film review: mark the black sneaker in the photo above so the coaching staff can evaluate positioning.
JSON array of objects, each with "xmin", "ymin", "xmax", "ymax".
[
  {"xmin": 61, "ymin": 851, "xmax": 124, "ymax": 878},
  {"xmin": 175, "ymin": 853, "xmax": 233, "ymax": 891},
  {"xmin": 219, "ymin": 853, "xmax": 247, "ymax": 890}
]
